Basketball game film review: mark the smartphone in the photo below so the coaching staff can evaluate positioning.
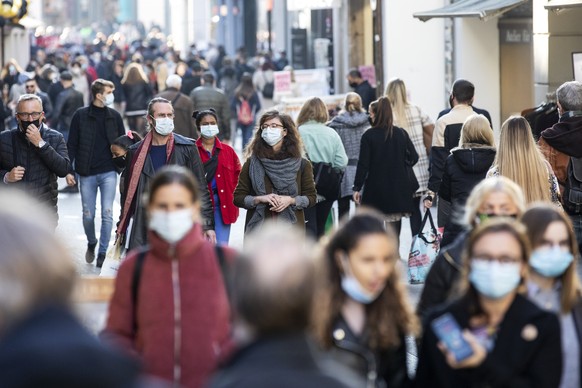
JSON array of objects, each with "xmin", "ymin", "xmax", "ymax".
[{"xmin": 430, "ymin": 312, "xmax": 474, "ymax": 362}]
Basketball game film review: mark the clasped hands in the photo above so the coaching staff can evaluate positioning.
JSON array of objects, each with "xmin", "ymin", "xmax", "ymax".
[{"xmin": 257, "ymin": 193, "xmax": 295, "ymax": 212}]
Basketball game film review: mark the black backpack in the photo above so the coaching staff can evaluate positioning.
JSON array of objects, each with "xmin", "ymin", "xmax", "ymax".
[
  {"xmin": 261, "ymin": 72, "xmax": 274, "ymax": 99},
  {"xmin": 563, "ymin": 156, "xmax": 582, "ymax": 214}
]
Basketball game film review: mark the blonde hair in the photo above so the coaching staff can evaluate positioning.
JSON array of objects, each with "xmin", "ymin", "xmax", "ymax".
[
  {"xmin": 121, "ymin": 62, "xmax": 148, "ymax": 85},
  {"xmin": 0, "ymin": 191, "xmax": 76, "ymax": 331},
  {"xmin": 458, "ymin": 114, "xmax": 495, "ymax": 148},
  {"xmin": 343, "ymin": 92, "xmax": 364, "ymax": 114},
  {"xmin": 464, "ymin": 176, "xmax": 526, "ymax": 226},
  {"xmin": 493, "ymin": 116, "xmax": 552, "ymax": 204},
  {"xmin": 296, "ymin": 97, "xmax": 329, "ymax": 127},
  {"xmin": 385, "ymin": 78, "xmax": 408, "ymax": 129}
]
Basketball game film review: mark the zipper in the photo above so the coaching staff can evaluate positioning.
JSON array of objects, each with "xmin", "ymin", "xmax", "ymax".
[
  {"xmin": 334, "ymin": 338, "xmax": 377, "ymax": 388},
  {"xmin": 170, "ymin": 246, "xmax": 182, "ymax": 386}
]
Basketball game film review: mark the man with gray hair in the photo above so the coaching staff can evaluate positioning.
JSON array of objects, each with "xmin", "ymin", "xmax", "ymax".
[
  {"xmin": 209, "ymin": 223, "xmax": 347, "ymax": 388},
  {"xmin": 0, "ymin": 94, "xmax": 70, "ymax": 227},
  {"xmin": 155, "ymin": 74, "xmax": 197, "ymax": 139},
  {"xmin": 539, "ymin": 80, "xmax": 582, "ymax": 250}
]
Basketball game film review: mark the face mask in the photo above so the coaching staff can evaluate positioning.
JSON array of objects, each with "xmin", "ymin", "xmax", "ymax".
[
  {"xmin": 349, "ymin": 82, "xmax": 358, "ymax": 88},
  {"xmin": 103, "ymin": 93, "xmax": 114, "ymax": 106},
  {"xmin": 20, "ymin": 119, "xmax": 40, "ymax": 133},
  {"xmin": 261, "ymin": 127, "xmax": 284, "ymax": 146},
  {"xmin": 148, "ymin": 208, "xmax": 194, "ymax": 244},
  {"xmin": 71, "ymin": 67, "xmax": 81, "ymax": 76},
  {"xmin": 530, "ymin": 247, "xmax": 574, "ymax": 278},
  {"xmin": 153, "ymin": 117, "xmax": 174, "ymax": 136},
  {"xmin": 112, "ymin": 155, "xmax": 126, "ymax": 170},
  {"xmin": 340, "ymin": 256, "xmax": 385, "ymax": 304},
  {"xmin": 201, "ymin": 124, "xmax": 219, "ymax": 138},
  {"xmin": 469, "ymin": 259, "xmax": 521, "ymax": 299}
]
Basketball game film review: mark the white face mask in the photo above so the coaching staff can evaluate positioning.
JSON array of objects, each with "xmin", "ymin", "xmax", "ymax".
[
  {"xmin": 153, "ymin": 117, "xmax": 174, "ymax": 136},
  {"xmin": 148, "ymin": 208, "xmax": 194, "ymax": 244},
  {"xmin": 261, "ymin": 127, "xmax": 284, "ymax": 146},
  {"xmin": 103, "ymin": 93, "xmax": 114, "ymax": 106},
  {"xmin": 340, "ymin": 256, "xmax": 386, "ymax": 304},
  {"xmin": 201, "ymin": 124, "xmax": 219, "ymax": 139}
]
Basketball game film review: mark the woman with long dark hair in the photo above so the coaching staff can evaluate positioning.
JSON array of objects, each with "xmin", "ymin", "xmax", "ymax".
[
  {"xmin": 353, "ymin": 96, "xmax": 419, "ymax": 239},
  {"xmin": 233, "ymin": 110, "xmax": 316, "ymax": 234},
  {"xmin": 313, "ymin": 209, "xmax": 418, "ymax": 387}
]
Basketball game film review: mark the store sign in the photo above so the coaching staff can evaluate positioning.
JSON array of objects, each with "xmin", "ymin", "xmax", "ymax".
[
  {"xmin": 287, "ymin": 0, "xmax": 340, "ymax": 11},
  {"xmin": 499, "ymin": 25, "xmax": 532, "ymax": 44}
]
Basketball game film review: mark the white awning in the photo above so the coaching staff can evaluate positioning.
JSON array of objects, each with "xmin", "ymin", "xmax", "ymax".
[
  {"xmin": 413, "ymin": 0, "xmax": 529, "ymax": 22},
  {"xmin": 545, "ymin": 0, "xmax": 582, "ymax": 11}
]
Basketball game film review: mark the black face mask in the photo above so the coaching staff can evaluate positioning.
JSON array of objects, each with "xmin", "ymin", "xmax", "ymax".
[
  {"xmin": 112, "ymin": 155, "xmax": 126, "ymax": 171},
  {"xmin": 449, "ymin": 95, "xmax": 454, "ymax": 109},
  {"xmin": 349, "ymin": 82, "xmax": 359, "ymax": 89},
  {"xmin": 19, "ymin": 119, "xmax": 41, "ymax": 133}
]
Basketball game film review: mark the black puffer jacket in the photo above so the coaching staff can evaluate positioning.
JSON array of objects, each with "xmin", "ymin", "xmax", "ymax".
[
  {"xmin": 439, "ymin": 146, "xmax": 496, "ymax": 205},
  {"xmin": 67, "ymin": 105, "xmax": 125, "ymax": 176},
  {"xmin": 439, "ymin": 146, "xmax": 495, "ymax": 246},
  {"xmin": 0, "ymin": 125, "xmax": 70, "ymax": 217}
]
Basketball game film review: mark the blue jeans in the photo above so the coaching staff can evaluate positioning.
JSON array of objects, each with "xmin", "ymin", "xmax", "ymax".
[
  {"xmin": 214, "ymin": 193, "xmax": 231, "ymax": 246},
  {"xmin": 238, "ymin": 123, "xmax": 255, "ymax": 150},
  {"xmin": 569, "ymin": 213, "xmax": 582, "ymax": 254},
  {"xmin": 79, "ymin": 171, "xmax": 117, "ymax": 255}
]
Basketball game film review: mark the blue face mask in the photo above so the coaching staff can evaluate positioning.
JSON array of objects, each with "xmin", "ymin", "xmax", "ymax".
[
  {"xmin": 340, "ymin": 256, "xmax": 385, "ymax": 304},
  {"xmin": 469, "ymin": 259, "xmax": 521, "ymax": 299},
  {"xmin": 530, "ymin": 247, "xmax": 574, "ymax": 278}
]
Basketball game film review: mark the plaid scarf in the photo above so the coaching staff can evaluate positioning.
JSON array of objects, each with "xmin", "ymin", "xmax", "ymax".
[{"xmin": 117, "ymin": 131, "xmax": 175, "ymax": 236}]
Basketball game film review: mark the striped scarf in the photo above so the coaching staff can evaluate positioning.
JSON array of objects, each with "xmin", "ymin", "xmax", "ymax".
[{"xmin": 117, "ymin": 131, "xmax": 175, "ymax": 236}]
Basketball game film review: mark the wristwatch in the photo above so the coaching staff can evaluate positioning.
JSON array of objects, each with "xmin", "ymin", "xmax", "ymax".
[{"xmin": 38, "ymin": 139, "xmax": 46, "ymax": 148}]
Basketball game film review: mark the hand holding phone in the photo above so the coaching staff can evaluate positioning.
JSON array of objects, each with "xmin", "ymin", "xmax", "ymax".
[{"xmin": 431, "ymin": 313, "xmax": 474, "ymax": 362}]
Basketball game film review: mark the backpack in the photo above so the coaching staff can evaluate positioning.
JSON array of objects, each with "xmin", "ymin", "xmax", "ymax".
[
  {"xmin": 237, "ymin": 98, "xmax": 254, "ymax": 125},
  {"xmin": 262, "ymin": 72, "xmax": 274, "ymax": 99},
  {"xmin": 563, "ymin": 156, "xmax": 582, "ymax": 214}
]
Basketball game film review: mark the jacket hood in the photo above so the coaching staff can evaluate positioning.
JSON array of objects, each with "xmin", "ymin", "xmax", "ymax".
[
  {"xmin": 540, "ymin": 115, "xmax": 582, "ymax": 157},
  {"xmin": 328, "ymin": 111, "xmax": 369, "ymax": 128},
  {"xmin": 451, "ymin": 146, "xmax": 496, "ymax": 174}
]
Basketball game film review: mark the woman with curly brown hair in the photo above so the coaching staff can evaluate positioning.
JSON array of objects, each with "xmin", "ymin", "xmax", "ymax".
[
  {"xmin": 233, "ymin": 110, "xmax": 317, "ymax": 234},
  {"xmin": 312, "ymin": 209, "xmax": 418, "ymax": 388}
]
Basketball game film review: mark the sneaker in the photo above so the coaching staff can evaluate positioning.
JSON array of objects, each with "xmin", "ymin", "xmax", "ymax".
[
  {"xmin": 85, "ymin": 243, "xmax": 96, "ymax": 264},
  {"xmin": 96, "ymin": 253, "xmax": 106, "ymax": 268}
]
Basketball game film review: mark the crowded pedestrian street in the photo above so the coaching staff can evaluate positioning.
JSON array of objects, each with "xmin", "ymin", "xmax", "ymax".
[{"xmin": 2, "ymin": 0, "xmax": 582, "ymax": 387}]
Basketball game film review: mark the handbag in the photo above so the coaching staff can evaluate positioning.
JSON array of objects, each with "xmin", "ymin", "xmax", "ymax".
[
  {"xmin": 408, "ymin": 210, "xmax": 441, "ymax": 284},
  {"xmin": 99, "ymin": 235, "xmax": 127, "ymax": 277},
  {"xmin": 312, "ymin": 161, "xmax": 344, "ymax": 200}
]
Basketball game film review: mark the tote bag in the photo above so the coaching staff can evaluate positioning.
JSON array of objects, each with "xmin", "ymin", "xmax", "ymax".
[{"xmin": 408, "ymin": 210, "xmax": 441, "ymax": 284}]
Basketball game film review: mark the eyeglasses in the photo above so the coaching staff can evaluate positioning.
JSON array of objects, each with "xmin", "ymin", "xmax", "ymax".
[
  {"xmin": 17, "ymin": 112, "xmax": 42, "ymax": 120},
  {"xmin": 260, "ymin": 123, "xmax": 285, "ymax": 130}
]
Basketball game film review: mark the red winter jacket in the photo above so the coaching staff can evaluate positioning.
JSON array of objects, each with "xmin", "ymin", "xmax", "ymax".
[
  {"xmin": 102, "ymin": 224, "xmax": 232, "ymax": 387},
  {"xmin": 196, "ymin": 137, "xmax": 241, "ymax": 224}
]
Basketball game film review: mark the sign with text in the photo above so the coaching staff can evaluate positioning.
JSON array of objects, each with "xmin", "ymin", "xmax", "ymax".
[
  {"xmin": 274, "ymin": 71, "xmax": 292, "ymax": 94},
  {"xmin": 358, "ymin": 65, "xmax": 376, "ymax": 86}
]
